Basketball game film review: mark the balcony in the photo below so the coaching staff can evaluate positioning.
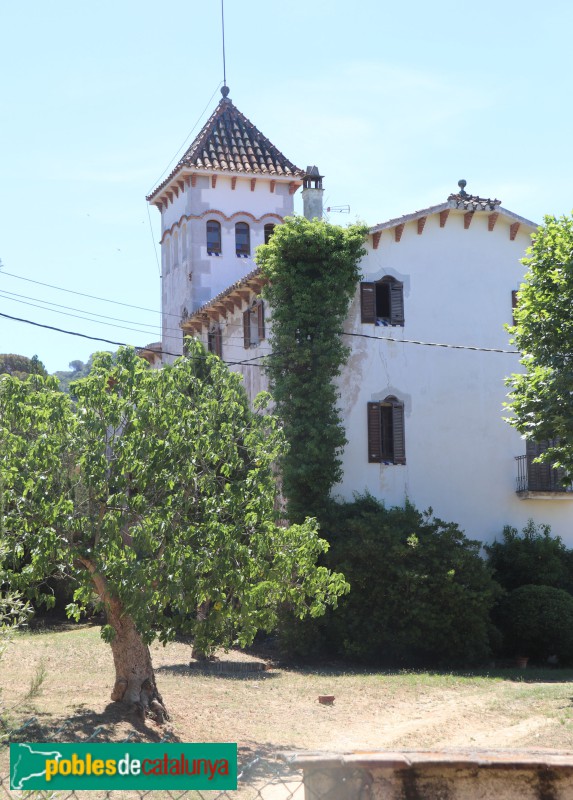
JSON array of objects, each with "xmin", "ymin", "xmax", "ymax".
[{"xmin": 515, "ymin": 453, "xmax": 573, "ymax": 499}]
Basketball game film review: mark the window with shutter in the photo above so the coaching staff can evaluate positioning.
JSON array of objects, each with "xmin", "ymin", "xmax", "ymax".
[
  {"xmin": 243, "ymin": 301, "xmax": 266, "ymax": 348},
  {"xmin": 361, "ymin": 277, "xmax": 404, "ymax": 326},
  {"xmin": 367, "ymin": 402, "xmax": 383, "ymax": 463},
  {"xmin": 257, "ymin": 300, "xmax": 265, "ymax": 341},
  {"xmin": 526, "ymin": 439, "xmax": 567, "ymax": 491},
  {"xmin": 361, "ymin": 283, "xmax": 376, "ymax": 323},
  {"xmin": 243, "ymin": 309, "xmax": 251, "ymax": 348},
  {"xmin": 367, "ymin": 396, "xmax": 406, "ymax": 465},
  {"xmin": 208, "ymin": 326, "xmax": 223, "ymax": 358}
]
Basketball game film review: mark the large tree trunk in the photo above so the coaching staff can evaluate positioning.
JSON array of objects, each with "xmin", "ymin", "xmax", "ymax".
[{"xmin": 80, "ymin": 559, "xmax": 168, "ymax": 723}]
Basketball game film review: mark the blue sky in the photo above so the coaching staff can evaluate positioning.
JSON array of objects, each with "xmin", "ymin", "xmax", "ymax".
[{"xmin": 1, "ymin": 0, "xmax": 571, "ymax": 372}]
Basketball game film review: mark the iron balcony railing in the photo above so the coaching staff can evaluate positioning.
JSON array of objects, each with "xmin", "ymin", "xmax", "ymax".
[{"xmin": 515, "ymin": 454, "xmax": 573, "ymax": 493}]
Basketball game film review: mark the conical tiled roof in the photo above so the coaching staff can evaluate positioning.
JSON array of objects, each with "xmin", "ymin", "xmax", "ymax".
[{"xmin": 148, "ymin": 95, "xmax": 303, "ymax": 200}]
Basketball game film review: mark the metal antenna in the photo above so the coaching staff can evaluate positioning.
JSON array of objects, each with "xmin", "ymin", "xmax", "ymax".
[{"xmin": 221, "ymin": 0, "xmax": 227, "ymax": 89}]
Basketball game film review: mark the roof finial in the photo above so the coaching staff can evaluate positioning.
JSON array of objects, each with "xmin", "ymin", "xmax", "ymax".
[
  {"xmin": 221, "ymin": 0, "xmax": 228, "ymax": 99},
  {"xmin": 458, "ymin": 178, "xmax": 468, "ymax": 197}
]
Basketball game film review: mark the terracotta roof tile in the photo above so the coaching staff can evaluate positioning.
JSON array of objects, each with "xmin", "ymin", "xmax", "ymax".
[
  {"xmin": 148, "ymin": 96, "xmax": 303, "ymax": 200},
  {"xmin": 447, "ymin": 192, "xmax": 501, "ymax": 211}
]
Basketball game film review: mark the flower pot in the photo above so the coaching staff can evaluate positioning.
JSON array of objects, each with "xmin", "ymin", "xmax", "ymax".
[{"xmin": 318, "ymin": 695, "xmax": 335, "ymax": 705}]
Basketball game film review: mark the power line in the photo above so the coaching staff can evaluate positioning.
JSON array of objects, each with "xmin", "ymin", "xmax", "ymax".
[
  {"xmin": 0, "ymin": 286, "xmax": 276, "ymax": 346},
  {"xmin": 146, "ymin": 83, "xmax": 223, "ymax": 196},
  {"xmin": 0, "ymin": 268, "xmax": 182, "ymax": 320},
  {"xmin": 0, "ymin": 288, "xmax": 162, "ymax": 331},
  {"xmin": 341, "ymin": 330, "xmax": 519, "ymax": 354},
  {"xmin": 0, "ymin": 287, "xmax": 206, "ymax": 339},
  {"xmin": 146, "ymin": 202, "xmax": 161, "ymax": 277},
  {"xmin": 0, "ymin": 292, "xmax": 162, "ymax": 338},
  {"xmin": 0, "ymin": 310, "xmax": 266, "ymax": 368}
]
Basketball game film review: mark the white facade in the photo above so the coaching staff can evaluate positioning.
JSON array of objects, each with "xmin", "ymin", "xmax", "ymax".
[{"xmin": 336, "ymin": 203, "xmax": 573, "ymax": 545}]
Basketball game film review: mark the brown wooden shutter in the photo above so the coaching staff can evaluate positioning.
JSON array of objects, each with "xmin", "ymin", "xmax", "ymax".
[
  {"xmin": 391, "ymin": 401, "xmax": 406, "ymax": 464},
  {"xmin": 526, "ymin": 440, "xmax": 551, "ymax": 491},
  {"xmin": 390, "ymin": 281, "xmax": 405, "ymax": 326},
  {"xmin": 257, "ymin": 301, "xmax": 265, "ymax": 341},
  {"xmin": 361, "ymin": 283, "xmax": 376, "ymax": 323},
  {"xmin": 367, "ymin": 402, "xmax": 382, "ymax": 462},
  {"xmin": 215, "ymin": 327, "xmax": 223, "ymax": 358},
  {"xmin": 243, "ymin": 309, "xmax": 251, "ymax": 348}
]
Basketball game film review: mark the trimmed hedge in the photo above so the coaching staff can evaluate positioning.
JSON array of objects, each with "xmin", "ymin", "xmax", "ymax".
[
  {"xmin": 496, "ymin": 584, "xmax": 573, "ymax": 663},
  {"xmin": 279, "ymin": 496, "xmax": 500, "ymax": 666}
]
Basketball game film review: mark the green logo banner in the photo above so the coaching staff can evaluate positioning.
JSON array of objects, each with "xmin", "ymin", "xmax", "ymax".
[{"xmin": 10, "ymin": 742, "xmax": 237, "ymax": 790}]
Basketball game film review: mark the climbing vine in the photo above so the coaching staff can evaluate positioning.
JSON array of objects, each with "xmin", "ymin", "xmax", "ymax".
[{"xmin": 257, "ymin": 216, "xmax": 367, "ymax": 523}]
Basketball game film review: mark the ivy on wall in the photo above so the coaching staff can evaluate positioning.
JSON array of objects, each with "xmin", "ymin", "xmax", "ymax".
[{"xmin": 257, "ymin": 216, "xmax": 367, "ymax": 523}]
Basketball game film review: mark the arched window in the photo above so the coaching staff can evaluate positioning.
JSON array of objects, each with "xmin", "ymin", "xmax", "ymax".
[
  {"xmin": 164, "ymin": 236, "xmax": 171, "ymax": 274},
  {"xmin": 367, "ymin": 396, "xmax": 406, "ymax": 465},
  {"xmin": 264, "ymin": 223, "xmax": 276, "ymax": 244},
  {"xmin": 173, "ymin": 231, "xmax": 179, "ymax": 267},
  {"xmin": 206, "ymin": 220, "xmax": 222, "ymax": 255},
  {"xmin": 235, "ymin": 222, "xmax": 250, "ymax": 257},
  {"xmin": 360, "ymin": 276, "xmax": 404, "ymax": 326},
  {"xmin": 182, "ymin": 223, "xmax": 188, "ymax": 259}
]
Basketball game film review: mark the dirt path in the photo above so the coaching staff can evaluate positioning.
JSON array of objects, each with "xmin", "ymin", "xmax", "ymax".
[{"xmin": 3, "ymin": 627, "xmax": 573, "ymax": 756}]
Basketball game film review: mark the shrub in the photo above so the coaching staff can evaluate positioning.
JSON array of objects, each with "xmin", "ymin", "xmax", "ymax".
[
  {"xmin": 496, "ymin": 584, "xmax": 573, "ymax": 663},
  {"xmin": 279, "ymin": 496, "xmax": 500, "ymax": 666},
  {"xmin": 485, "ymin": 520, "xmax": 573, "ymax": 593}
]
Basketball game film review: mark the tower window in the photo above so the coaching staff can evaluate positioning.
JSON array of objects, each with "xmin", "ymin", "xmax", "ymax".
[
  {"xmin": 264, "ymin": 223, "xmax": 276, "ymax": 244},
  {"xmin": 206, "ymin": 220, "xmax": 222, "ymax": 255},
  {"xmin": 235, "ymin": 222, "xmax": 250, "ymax": 257}
]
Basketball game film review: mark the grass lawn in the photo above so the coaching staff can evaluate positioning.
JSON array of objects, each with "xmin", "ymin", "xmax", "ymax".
[{"xmin": 3, "ymin": 622, "xmax": 573, "ymax": 758}]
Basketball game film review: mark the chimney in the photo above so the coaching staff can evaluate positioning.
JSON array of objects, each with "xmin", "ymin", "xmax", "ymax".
[{"xmin": 302, "ymin": 166, "xmax": 324, "ymax": 221}]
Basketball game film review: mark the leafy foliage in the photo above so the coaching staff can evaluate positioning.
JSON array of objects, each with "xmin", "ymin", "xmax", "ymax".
[
  {"xmin": 485, "ymin": 520, "xmax": 573, "ymax": 594},
  {"xmin": 0, "ymin": 343, "xmax": 347, "ymax": 655},
  {"xmin": 280, "ymin": 496, "xmax": 500, "ymax": 666},
  {"xmin": 0, "ymin": 354, "xmax": 46, "ymax": 380},
  {"xmin": 507, "ymin": 214, "xmax": 573, "ymax": 478},
  {"xmin": 257, "ymin": 216, "xmax": 367, "ymax": 522},
  {"xmin": 53, "ymin": 352, "xmax": 113, "ymax": 393},
  {"xmin": 497, "ymin": 585, "xmax": 573, "ymax": 662}
]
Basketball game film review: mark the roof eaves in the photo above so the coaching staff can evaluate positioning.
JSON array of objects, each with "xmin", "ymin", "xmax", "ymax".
[
  {"xmin": 369, "ymin": 202, "xmax": 539, "ymax": 234},
  {"xmin": 183, "ymin": 267, "xmax": 264, "ymax": 326},
  {"xmin": 369, "ymin": 203, "xmax": 450, "ymax": 233}
]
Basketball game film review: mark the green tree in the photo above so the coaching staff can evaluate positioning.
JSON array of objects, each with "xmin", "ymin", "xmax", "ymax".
[
  {"xmin": 497, "ymin": 585, "xmax": 573, "ymax": 662},
  {"xmin": 485, "ymin": 520, "xmax": 573, "ymax": 594},
  {"xmin": 507, "ymin": 214, "xmax": 573, "ymax": 477},
  {"xmin": 53, "ymin": 352, "xmax": 112, "ymax": 393},
  {"xmin": 0, "ymin": 354, "xmax": 47, "ymax": 380},
  {"xmin": 0, "ymin": 343, "xmax": 346, "ymax": 721},
  {"xmin": 257, "ymin": 216, "xmax": 367, "ymax": 523},
  {"xmin": 284, "ymin": 496, "xmax": 500, "ymax": 666}
]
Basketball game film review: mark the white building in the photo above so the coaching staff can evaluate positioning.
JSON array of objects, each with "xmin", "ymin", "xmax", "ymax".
[{"xmin": 149, "ymin": 92, "xmax": 573, "ymax": 545}]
